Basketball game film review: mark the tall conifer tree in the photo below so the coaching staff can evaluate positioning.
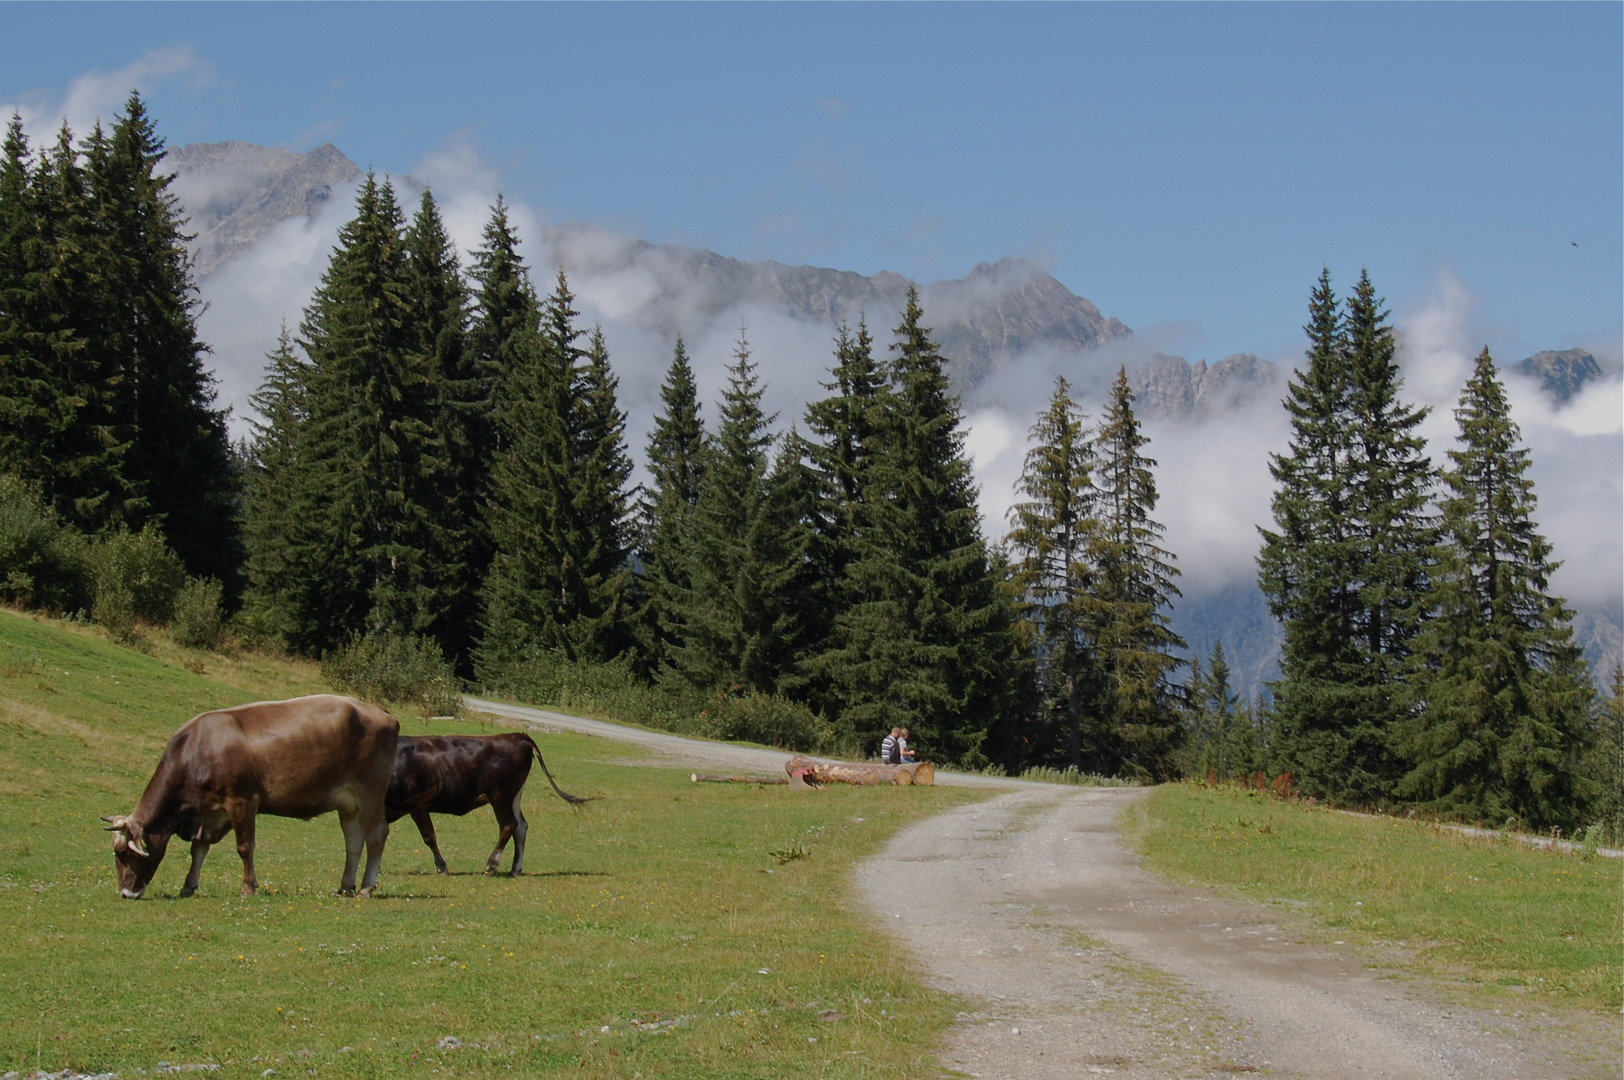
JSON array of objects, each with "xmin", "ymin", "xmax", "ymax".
[
  {"xmin": 402, "ymin": 189, "xmax": 480, "ymax": 664},
  {"xmin": 91, "ymin": 93, "xmax": 239, "ymax": 587},
  {"xmin": 1089, "ymin": 367, "xmax": 1184, "ymax": 778},
  {"xmin": 28, "ymin": 123, "xmax": 138, "ymax": 533},
  {"xmin": 798, "ymin": 318, "xmax": 883, "ymax": 713},
  {"xmin": 0, "ymin": 116, "xmax": 80, "ymax": 495},
  {"xmin": 821, "ymin": 289, "xmax": 1018, "ymax": 764},
  {"xmin": 479, "ymin": 268, "xmax": 580, "ymax": 669},
  {"xmin": 663, "ymin": 332, "xmax": 789, "ymax": 694},
  {"xmin": 1007, "ymin": 375, "xmax": 1098, "ymax": 769},
  {"xmin": 640, "ymin": 335, "xmax": 708, "ymax": 669},
  {"xmin": 1398, "ymin": 348, "xmax": 1593, "ymax": 829},
  {"xmin": 1260, "ymin": 268, "xmax": 1433, "ymax": 803},
  {"xmin": 241, "ymin": 327, "xmax": 310, "ymax": 643},
  {"xmin": 282, "ymin": 173, "xmax": 437, "ymax": 650},
  {"xmin": 566, "ymin": 324, "xmax": 636, "ymax": 661}
]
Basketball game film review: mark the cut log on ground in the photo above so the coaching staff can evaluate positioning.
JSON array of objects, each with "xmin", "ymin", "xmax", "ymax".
[
  {"xmin": 691, "ymin": 772, "xmax": 789, "ymax": 784},
  {"xmin": 785, "ymin": 756, "xmax": 935, "ymax": 787}
]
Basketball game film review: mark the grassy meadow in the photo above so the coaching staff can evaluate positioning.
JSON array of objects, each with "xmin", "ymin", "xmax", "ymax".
[
  {"xmin": 1126, "ymin": 783, "xmax": 1624, "ymax": 1014},
  {"xmin": 0, "ymin": 609, "xmax": 989, "ymax": 1078}
]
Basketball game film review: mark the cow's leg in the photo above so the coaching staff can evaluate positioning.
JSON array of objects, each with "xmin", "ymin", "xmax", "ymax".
[
  {"xmin": 229, "ymin": 800, "xmax": 260, "ymax": 897},
  {"xmin": 411, "ymin": 809, "xmax": 449, "ymax": 875},
  {"xmin": 357, "ymin": 809, "xmax": 388, "ymax": 898},
  {"xmin": 179, "ymin": 839, "xmax": 211, "ymax": 898},
  {"xmin": 509, "ymin": 791, "xmax": 529, "ymax": 877},
  {"xmin": 485, "ymin": 798, "xmax": 517, "ymax": 877},
  {"xmin": 337, "ymin": 809, "xmax": 364, "ymax": 896}
]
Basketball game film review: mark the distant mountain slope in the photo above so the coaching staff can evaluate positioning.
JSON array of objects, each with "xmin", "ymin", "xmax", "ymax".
[
  {"xmin": 1513, "ymin": 348, "xmax": 1606, "ymax": 403},
  {"xmin": 167, "ymin": 140, "xmax": 360, "ymax": 276},
  {"xmin": 544, "ymin": 224, "xmax": 1132, "ymax": 390}
]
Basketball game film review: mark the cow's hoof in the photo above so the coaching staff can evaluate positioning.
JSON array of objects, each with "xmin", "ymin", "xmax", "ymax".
[
  {"xmin": 336, "ymin": 886, "xmax": 356, "ymax": 897},
  {"xmin": 356, "ymin": 886, "xmax": 375, "ymax": 899},
  {"xmin": 435, "ymin": 866, "xmax": 449, "ymax": 876},
  {"xmin": 240, "ymin": 885, "xmax": 257, "ymax": 898},
  {"xmin": 179, "ymin": 886, "xmax": 196, "ymax": 898}
]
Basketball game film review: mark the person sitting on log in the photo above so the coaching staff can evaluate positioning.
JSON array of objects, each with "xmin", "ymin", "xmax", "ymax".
[
  {"xmin": 880, "ymin": 726, "xmax": 902, "ymax": 765},
  {"xmin": 896, "ymin": 727, "xmax": 917, "ymax": 763}
]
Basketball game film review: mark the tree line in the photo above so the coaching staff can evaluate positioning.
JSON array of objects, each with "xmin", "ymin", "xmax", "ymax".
[{"xmin": 0, "ymin": 101, "xmax": 1615, "ymax": 832}]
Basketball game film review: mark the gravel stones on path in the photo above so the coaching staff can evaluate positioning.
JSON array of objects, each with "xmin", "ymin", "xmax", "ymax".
[{"xmin": 857, "ymin": 787, "xmax": 1603, "ymax": 1080}]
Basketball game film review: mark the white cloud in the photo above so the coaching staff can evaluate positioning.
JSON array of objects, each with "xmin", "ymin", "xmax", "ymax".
[{"xmin": 2, "ymin": 46, "xmax": 213, "ymax": 144}]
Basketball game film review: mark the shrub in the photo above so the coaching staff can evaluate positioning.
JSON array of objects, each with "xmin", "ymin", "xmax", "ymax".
[
  {"xmin": 170, "ymin": 577, "xmax": 226, "ymax": 650},
  {"xmin": 0, "ymin": 474, "xmax": 89, "ymax": 612},
  {"xmin": 87, "ymin": 526, "xmax": 187, "ymax": 639},
  {"xmin": 480, "ymin": 650, "xmax": 846, "ymax": 756},
  {"xmin": 696, "ymin": 691, "xmax": 836, "ymax": 752},
  {"xmin": 322, "ymin": 631, "xmax": 462, "ymax": 717}
]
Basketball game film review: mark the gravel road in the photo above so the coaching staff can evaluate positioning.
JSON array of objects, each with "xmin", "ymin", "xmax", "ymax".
[{"xmin": 469, "ymin": 698, "xmax": 1617, "ymax": 1079}]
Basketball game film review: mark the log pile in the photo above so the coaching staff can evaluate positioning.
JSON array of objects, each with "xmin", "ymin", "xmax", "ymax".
[{"xmin": 785, "ymin": 755, "xmax": 934, "ymax": 787}]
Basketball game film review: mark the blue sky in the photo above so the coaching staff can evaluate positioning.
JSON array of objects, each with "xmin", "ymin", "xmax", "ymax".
[{"xmin": 3, "ymin": 2, "xmax": 1619, "ymax": 362}]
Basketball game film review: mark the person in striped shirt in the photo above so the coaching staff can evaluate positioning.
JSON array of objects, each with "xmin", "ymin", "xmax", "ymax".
[{"xmin": 880, "ymin": 726, "xmax": 902, "ymax": 765}]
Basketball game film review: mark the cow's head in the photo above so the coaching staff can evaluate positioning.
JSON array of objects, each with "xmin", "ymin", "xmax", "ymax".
[{"xmin": 102, "ymin": 815, "xmax": 170, "ymax": 898}]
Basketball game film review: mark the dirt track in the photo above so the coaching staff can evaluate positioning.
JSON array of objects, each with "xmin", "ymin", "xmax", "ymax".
[{"xmin": 470, "ymin": 698, "xmax": 1618, "ymax": 1079}]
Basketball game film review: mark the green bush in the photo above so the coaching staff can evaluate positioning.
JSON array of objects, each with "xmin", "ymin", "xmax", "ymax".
[
  {"xmin": 696, "ymin": 690, "xmax": 836, "ymax": 752},
  {"xmin": 322, "ymin": 631, "xmax": 462, "ymax": 717},
  {"xmin": 0, "ymin": 474, "xmax": 89, "ymax": 612},
  {"xmin": 170, "ymin": 577, "xmax": 226, "ymax": 650},
  {"xmin": 86, "ymin": 526, "xmax": 187, "ymax": 639},
  {"xmin": 481, "ymin": 650, "xmax": 845, "ymax": 756}
]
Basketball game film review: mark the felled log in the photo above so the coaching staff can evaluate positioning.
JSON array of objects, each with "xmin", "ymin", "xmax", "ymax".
[
  {"xmin": 690, "ymin": 772, "xmax": 789, "ymax": 784},
  {"xmin": 785, "ymin": 756, "xmax": 935, "ymax": 787}
]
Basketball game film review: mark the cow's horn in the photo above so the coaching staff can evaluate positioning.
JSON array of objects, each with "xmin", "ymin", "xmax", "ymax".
[
  {"xmin": 127, "ymin": 836, "xmax": 149, "ymax": 857},
  {"xmin": 102, "ymin": 815, "xmax": 128, "ymax": 832}
]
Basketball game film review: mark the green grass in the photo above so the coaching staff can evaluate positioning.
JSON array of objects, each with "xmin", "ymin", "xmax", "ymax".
[
  {"xmin": 0, "ymin": 608, "xmax": 991, "ymax": 1077},
  {"xmin": 1125, "ymin": 782, "xmax": 1624, "ymax": 1013}
]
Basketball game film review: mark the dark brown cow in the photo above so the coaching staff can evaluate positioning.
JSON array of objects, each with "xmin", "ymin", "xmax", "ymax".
[
  {"xmin": 387, "ymin": 733, "xmax": 583, "ymax": 876},
  {"xmin": 102, "ymin": 694, "xmax": 399, "ymax": 899}
]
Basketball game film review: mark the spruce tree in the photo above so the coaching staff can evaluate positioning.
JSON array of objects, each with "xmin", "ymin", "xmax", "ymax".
[
  {"xmin": 402, "ymin": 189, "xmax": 479, "ymax": 665},
  {"xmin": 1007, "ymin": 375, "xmax": 1098, "ymax": 769},
  {"xmin": 1398, "ymin": 348, "xmax": 1594, "ymax": 829},
  {"xmin": 663, "ymin": 332, "xmax": 790, "ymax": 694},
  {"xmin": 1184, "ymin": 640, "xmax": 1243, "ymax": 779},
  {"xmin": 479, "ymin": 268, "xmax": 580, "ymax": 670},
  {"xmin": 797, "ymin": 318, "xmax": 883, "ymax": 713},
  {"xmin": 240, "ymin": 327, "xmax": 310, "ymax": 644},
  {"xmin": 0, "ymin": 115, "xmax": 79, "ymax": 495},
  {"xmin": 566, "ymin": 324, "xmax": 636, "ymax": 662},
  {"xmin": 28, "ymin": 122, "xmax": 138, "ymax": 534},
  {"xmin": 285, "ymin": 173, "xmax": 437, "ymax": 651},
  {"xmin": 821, "ymin": 289, "xmax": 1019, "ymax": 765},
  {"xmin": 1089, "ymin": 367, "xmax": 1185, "ymax": 779},
  {"xmin": 640, "ymin": 335, "xmax": 709, "ymax": 670},
  {"xmin": 1260, "ymin": 268, "xmax": 1433, "ymax": 804},
  {"xmin": 91, "ymin": 93, "xmax": 239, "ymax": 589}
]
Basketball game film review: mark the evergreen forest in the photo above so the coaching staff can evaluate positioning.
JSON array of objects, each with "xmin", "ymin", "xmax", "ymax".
[{"xmin": 0, "ymin": 102, "xmax": 1616, "ymax": 834}]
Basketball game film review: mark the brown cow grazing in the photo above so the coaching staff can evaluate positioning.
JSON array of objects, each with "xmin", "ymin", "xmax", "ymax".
[
  {"xmin": 387, "ymin": 733, "xmax": 584, "ymax": 876},
  {"xmin": 102, "ymin": 695, "xmax": 399, "ymax": 899}
]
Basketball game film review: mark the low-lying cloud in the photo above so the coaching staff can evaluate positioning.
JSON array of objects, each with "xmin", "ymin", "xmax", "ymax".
[{"xmin": 188, "ymin": 140, "xmax": 1622, "ymax": 624}]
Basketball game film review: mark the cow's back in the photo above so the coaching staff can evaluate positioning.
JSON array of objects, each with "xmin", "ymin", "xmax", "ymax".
[
  {"xmin": 187, "ymin": 695, "xmax": 398, "ymax": 819},
  {"xmin": 388, "ymin": 734, "xmax": 532, "ymax": 818}
]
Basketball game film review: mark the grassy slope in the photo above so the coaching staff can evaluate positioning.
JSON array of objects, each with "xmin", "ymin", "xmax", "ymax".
[
  {"xmin": 0, "ymin": 610, "xmax": 989, "ymax": 1078},
  {"xmin": 1126, "ymin": 783, "xmax": 1623, "ymax": 1014}
]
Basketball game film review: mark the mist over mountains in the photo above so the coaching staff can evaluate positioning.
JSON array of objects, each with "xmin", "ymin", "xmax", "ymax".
[{"xmin": 168, "ymin": 139, "xmax": 1623, "ymax": 694}]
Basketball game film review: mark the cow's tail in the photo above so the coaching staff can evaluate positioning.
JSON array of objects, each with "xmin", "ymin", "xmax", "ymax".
[{"xmin": 522, "ymin": 734, "xmax": 589, "ymax": 806}]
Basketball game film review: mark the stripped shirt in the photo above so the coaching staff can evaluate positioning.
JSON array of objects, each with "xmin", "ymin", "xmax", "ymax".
[{"xmin": 879, "ymin": 734, "xmax": 899, "ymax": 765}]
